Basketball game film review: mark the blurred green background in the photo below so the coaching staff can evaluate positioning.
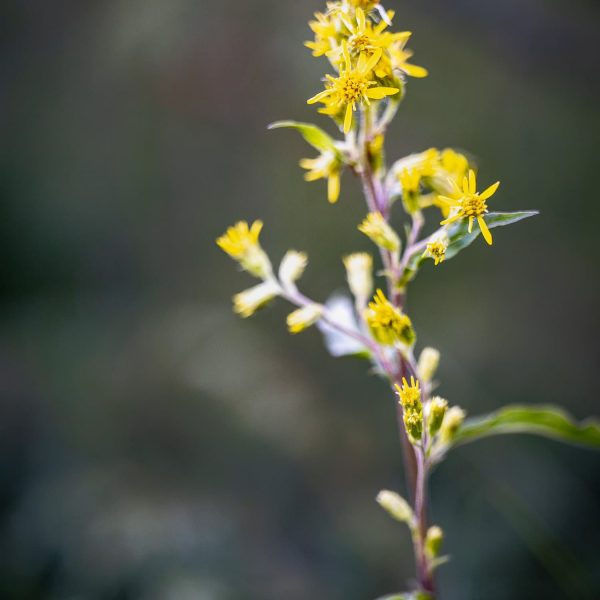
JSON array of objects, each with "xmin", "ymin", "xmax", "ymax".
[{"xmin": 1, "ymin": 0, "xmax": 599, "ymax": 598}]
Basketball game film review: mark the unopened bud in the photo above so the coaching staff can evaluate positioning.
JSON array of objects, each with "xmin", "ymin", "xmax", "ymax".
[
  {"xmin": 404, "ymin": 411, "xmax": 423, "ymax": 442},
  {"xmin": 439, "ymin": 406, "xmax": 466, "ymax": 443},
  {"xmin": 427, "ymin": 396, "xmax": 448, "ymax": 436},
  {"xmin": 343, "ymin": 253, "xmax": 373, "ymax": 303},
  {"xmin": 425, "ymin": 525, "xmax": 444, "ymax": 559},
  {"xmin": 286, "ymin": 303, "xmax": 323, "ymax": 334},
  {"xmin": 279, "ymin": 250, "xmax": 308, "ymax": 289},
  {"xmin": 358, "ymin": 212, "xmax": 401, "ymax": 253},
  {"xmin": 417, "ymin": 347, "xmax": 440, "ymax": 383},
  {"xmin": 376, "ymin": 490, "xmax": 414, "ymax": 524}
]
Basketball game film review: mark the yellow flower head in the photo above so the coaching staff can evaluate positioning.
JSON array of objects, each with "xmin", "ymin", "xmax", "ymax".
[
  {"xmin": 334, "ymin": 8, "xmax": 411, "ymax": 73},
  {"xmin": 439, "ymin": 169, "xmax": 500, "ymax": 245},
  {"xmin": 287, "ymin": 304, "xmax": 324, "ymax": 334},
  {"xmin": 307, "ymin": 41, "xmax": 399, "ymax": 134},
  {"xmin": 216, "ymin": 220, "xmax": 272, "ymax": 278},
  {"xmin": 422, "ymin": 233, "xmax": 449, "ymax": 266},
  {"xmin": 365, "ymin": 289, "xmax": 415, "ymax": 346},
  {"xmin": 300, "ymin": 150, "xmax": 342, "ymax": 203},
  {"xmin": 395, "ymin": 376, "xmax": 423, "ymax": 442},
  {"xmin": 305, "ymin": 10, "xmax": 343, "ymax": 58},
  {"xmin": 233, "ymin": 280, "xmax": 280, "ymax": 318},
  {"xmin": 395, "ymin": 376, "xmax": 422, "ymax": 410},
  {"xmin": 358, "ymin": 211, "xmax": 401, "ymax": 252}
]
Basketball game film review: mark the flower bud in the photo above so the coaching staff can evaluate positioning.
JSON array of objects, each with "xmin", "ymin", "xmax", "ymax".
[
  {"xmin": 287, "ymin": 303, "xmax": 324, "ymax": 334},
  {"xmin": 417, "ymin": 347, "xmax": 440, "ymax": 383},
  {"xmin": 404, "ymin": 411, "xmax": 423, "ymax": 442},
  {"xmin": 438, "ymin": 406, "xmax": 466, "ymax": 443},
  {"xmin": 343, "ymin": 253, "xmax": 373, "ymax": 304},
  {"xmin": 376, "ymin": 490, "xmax": 414, "ymax": 525},
  {"xmin": 279, "ymin": 250, "xmax": 308, "ymax": 290},
  {"xmin": 425, "ymin": 525, "xmax": 444, "ymax": 559},
  {"xmin": 358, "ymin": 212, "xmax": 401, "ymax": 253},
  {"xmin": 427, "ymin": 396, "xmax": 448, "ymax": 436},
  {"xmin": 233, "ymin": 280, "xmax": 280, "ymax": 318}
]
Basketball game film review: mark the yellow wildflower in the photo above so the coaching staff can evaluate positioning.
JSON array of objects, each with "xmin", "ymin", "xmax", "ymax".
[
  {"xmin": 335, "ymin": 8, "xmax": 411, "ymax": 74},
  {"xmin": 305, "ymin": 10, "xmax": 342, "ymax": 58},
  {"xmin": 307, "ymin": 41, "xmax": 399, "ymax": 134},
  {"xmin": 439, "ymin": 169, "xmax": 500, "ymax": 245},
  {"xmin": 422, "ymin": 233, "xmax": 449, "ymax": 266},
  {"xmin": 395, "ymin": 376, "xmax": 421, "ymax": 410},
  {"xmin": 216, "ymin": 220, "xmax": 272, "ymax": 278},
  {"xmin": 395, "ymin": 376, "xmax": 423, "ymax": 442},
  {"xmin": 300, "ymin": 150, "xmax": 343, "ymax": 203},
  {"xmin": 365, "ymin": 289, "xmax": 415, "ymax": 346},
  {"xmin": 233, "ymin": 280, "xmax": 280, "ymax": 318},
  {"xmin": 358, "ymin": 212, "xmax": 401, "ymax": 252},
  {"xmin": 287, "ymin": 304, "xmax": 324, "ymax": 334}
]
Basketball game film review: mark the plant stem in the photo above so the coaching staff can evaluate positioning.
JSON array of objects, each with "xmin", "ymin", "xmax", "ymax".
[{"xmin": 357, "ymin": 106, "xmax": 436, "ymax": 596}]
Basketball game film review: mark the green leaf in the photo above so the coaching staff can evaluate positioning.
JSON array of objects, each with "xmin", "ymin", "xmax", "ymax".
[
  {"xmin": 401, "ymin": 211, "xmax": 538, "ymax": 282},
  {"xmin": 444, "ymin": 210, "xmax": 538, "ymax": 261},
  {"xmin": 450, "ymin": 405, "xmax": 600, "ymax": 450},
  {"xmin": 268, "ymin": 120, "xmax": 337, "ymax": 153}
]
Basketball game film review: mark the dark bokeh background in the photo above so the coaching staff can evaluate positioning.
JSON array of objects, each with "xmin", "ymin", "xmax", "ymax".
[{"xmin": 1, "ymin": 0, "xmax": 599, "ymax": 598}]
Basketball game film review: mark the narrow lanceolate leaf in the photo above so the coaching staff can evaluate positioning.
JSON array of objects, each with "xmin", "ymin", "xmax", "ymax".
[
  {"xmin": 402, "ymin": 211, "xmax": 538, "ymax": 280},
  {"xmin": 444, "ymin": 210, "xmax": 539, "ymax": 261},
  {"xmin": 268, "ymin": 121, "xmax": 337, "ymax": 153},
  {"xmin": 450, "ymin": 405, "xmax": 600, "ymax": 450}
]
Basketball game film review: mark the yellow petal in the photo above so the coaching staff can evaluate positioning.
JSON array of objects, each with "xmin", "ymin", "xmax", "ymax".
[
  {"xmin": 402, "ymin": 63, "xmax": 428, "ymax": 78},
  {"xmin": 344, "ymin": 103, "xmax": 353, "ymax": 134},
  {"xmin": 469, "ymin": 170, "xmax": 476, "ymax": 194},
  {"xmin": 478, "ymin": 216, "xmax": 493, "ymax": 245},
  {"xmin": 364, "ymin": 48, "xmax": 383, "ymax": 73},
  {"xmin": 328, "ymin": 172, "xmax": 340, "ymax": 203},
  {"xmin": 342, "ymin": 40, "xmax": 351, "ymax": 71},
  {"xmin": 462, "ymin": 175, "xmax": 469, "ymax": 194},
  {"xmin": 356, "ymin": 7, "xmax": 366, "ymax": 30},
  {"xmin": 365, "ymin": 86, "xmax": 399, "ymax": 99},
  {"xmin": 468, "ymin": 216, "xmax": 474, "ymax": 233},
  {"xmin": 307, "ymin": 89, "xmax": 334, "ymax": 104},
  {"xmin": 480, "ymin": 181, "xmax": 500, "ymax": 200}
]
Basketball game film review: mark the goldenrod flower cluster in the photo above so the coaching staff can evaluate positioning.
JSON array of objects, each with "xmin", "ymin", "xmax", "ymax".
[{"xmin": 217, "ymin": 1, "xmax": 536, "ymax": 594}]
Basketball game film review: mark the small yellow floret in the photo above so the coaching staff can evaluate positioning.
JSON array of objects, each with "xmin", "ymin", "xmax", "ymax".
[
  {"xmin": 439, "ymin": 170, "xmax": 500, "ymax": 245},
  {"xmin": 358, "ymin": 212, "xmax": 401, "ymax": 252},
  {"xmin": 395, "ymin": 376, "xmax": 421, "ymax": 410},
  {"xmin": 365, "ymin": 290, "xmax": 415, "ymax": 346},
  {"xmin": 216, "ymin": 220, "xmax": 272, "ymax": 278},
  {"xmin": 307, "ymin": 42, "xmax": 399, "ymax": 134}
]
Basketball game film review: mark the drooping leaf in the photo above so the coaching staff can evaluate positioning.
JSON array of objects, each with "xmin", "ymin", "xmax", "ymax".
[
  {"xmin": 268, "ymin": 121, "xmax": 337, "ymax": 153},
  {"xmin": 450, "ymin": 405, "xmax": 600, "ymax": 450},
  {"xmin": 401, "ymin": 211, "xmax": 538, "ymax": 282}
]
